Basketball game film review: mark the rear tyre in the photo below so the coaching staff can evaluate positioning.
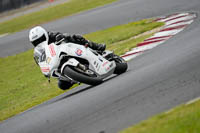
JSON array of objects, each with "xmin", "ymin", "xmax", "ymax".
[
  {"xmin": 63, "ymin": 66, "xmax": 103, "ymax": 85},
  {"xmin": 113, "ymin": 55, "xmax": 128, "ymax": 74}
]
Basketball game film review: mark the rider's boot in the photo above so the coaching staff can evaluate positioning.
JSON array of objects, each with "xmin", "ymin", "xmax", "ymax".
[
  {"xmin": 88, "ymin": 41, "xmax": 106, "ymax": 54},
  {"xmin": 72, "ymin": 34, "xmax": 106, "ymax": 53}
]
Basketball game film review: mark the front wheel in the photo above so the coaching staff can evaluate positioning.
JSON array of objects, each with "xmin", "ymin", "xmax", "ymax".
[
  {"xmin": 113, "ymin": 55, "xmax": 128, "ymax": 74},
  {"xmin": 63, "ymin": 66, "xmax": 103, "ymax": 85}
]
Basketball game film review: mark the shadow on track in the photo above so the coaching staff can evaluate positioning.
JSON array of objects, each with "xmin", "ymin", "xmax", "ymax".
[
  {"xmin": 53, "ymin": 74, "xmax": 119, "ymax": 103},
  {"xmin": 30, "ymin": 74, "xmax": 120, "ymax": 112},
  {"xmin": 16, "ymin": 73, "xmax": 125, "ymax": 116}
]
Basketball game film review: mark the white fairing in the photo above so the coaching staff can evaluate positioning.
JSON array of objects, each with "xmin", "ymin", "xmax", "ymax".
[
  {"xmin": 35, "ymin": 41, "xmax": 116, "ymax": 79},
  {"xmin": 37, "ymin": 42, "xmax": 62, "ymax": 77},
  {"xmin": 60, "ymin": 42, "xmax": 116, "ymax": 77}
]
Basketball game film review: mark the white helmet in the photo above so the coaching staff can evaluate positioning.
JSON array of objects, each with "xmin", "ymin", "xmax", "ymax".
[{"xmin": 29, "ymin": 26, "xmax": 49, "ymax": 47}]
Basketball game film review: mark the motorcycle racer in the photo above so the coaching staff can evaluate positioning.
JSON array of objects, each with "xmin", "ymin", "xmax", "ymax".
[{"xmin": 29, "ymin": 26, "xmax": 106, "ymax": 90}]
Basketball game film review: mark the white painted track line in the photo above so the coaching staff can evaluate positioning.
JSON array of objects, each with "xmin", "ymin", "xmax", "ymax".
[
  {"xmin": 0, "ymin": 34, "xmax": 8, "ymax": 38},
  {"xmin": 185, "ymin": 97, "xmax": 200, "ymax": 105}
]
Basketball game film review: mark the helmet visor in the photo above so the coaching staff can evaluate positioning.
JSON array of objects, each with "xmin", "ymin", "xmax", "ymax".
[{"xmin": 31, "ymin": 34, "xmax": 47, "ymax": 47}]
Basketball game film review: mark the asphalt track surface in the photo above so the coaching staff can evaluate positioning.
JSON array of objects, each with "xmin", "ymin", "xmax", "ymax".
[{"xmin": 1, "ymin": 0, "xmax": 200, "ymax": 133}]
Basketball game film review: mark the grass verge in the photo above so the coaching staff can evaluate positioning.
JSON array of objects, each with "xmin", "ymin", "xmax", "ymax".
[
  {"xmin": 0, "ymin": 0, "xmax": 117, "ymax": 34},
  {"xmin": 120, "ymin": 99, "xmax": 200, "ymax": 133},
  {"xmin": 0, "ymin": 19, "xmax": 163, "ymax": 122}
]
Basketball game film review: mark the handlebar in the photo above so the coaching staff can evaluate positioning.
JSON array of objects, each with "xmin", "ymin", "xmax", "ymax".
[{"xmin": 55, "ymin": 38, "xmax": 65, "ymax": 45}]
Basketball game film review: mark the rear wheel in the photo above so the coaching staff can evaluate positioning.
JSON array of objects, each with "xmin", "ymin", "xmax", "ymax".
[
  {"xmin": 113, "ymin": 55, "xmax": 128, "ymax": 74},
  {"xmin": 63, "ymin": 66, "xmax": 103, "ymax": 85}
]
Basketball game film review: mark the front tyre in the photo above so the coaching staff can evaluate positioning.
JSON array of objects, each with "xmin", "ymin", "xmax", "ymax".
[
  {"xmin": 63, "ymin": 66, "xmax": 103, "ymax": 85},
  {"xmin": 113, "ymin": 55, "xmax": 128, "ymax": 74}
]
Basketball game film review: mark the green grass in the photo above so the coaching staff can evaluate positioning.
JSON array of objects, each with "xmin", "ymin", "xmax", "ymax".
[
  {"xmin": 120, "ymin": 100, "xmax": 200, "ymax": 133},
  {"xmin": 0, "ymin": 0, "xmax": 117, "ymax": 34},
  {"xmin": 108, "ymin": 34, "xmax": 152, "ymax": 55},
  {"xmin": 0, "ymin": 19, "xmax": 163, "ymax": 122},
  {"xmin": 85, "ymin": 19, "xmax": 160, "ymax": 45}
]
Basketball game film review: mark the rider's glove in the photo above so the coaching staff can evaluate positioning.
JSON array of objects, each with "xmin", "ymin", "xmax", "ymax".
[{"xmin": 84, "ymin": 42, "xmax": 89, "ymax": 48}]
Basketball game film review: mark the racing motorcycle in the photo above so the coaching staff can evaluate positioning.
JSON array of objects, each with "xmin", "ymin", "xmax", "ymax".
[{"xmin": 37, "ymin": 39, "xmax": 128, "ymax": 86}]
